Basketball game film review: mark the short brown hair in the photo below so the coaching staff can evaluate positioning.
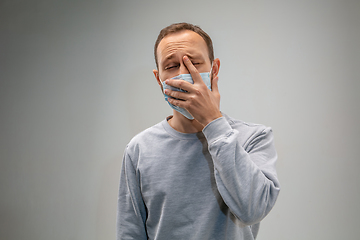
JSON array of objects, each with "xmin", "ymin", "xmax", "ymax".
[{"xmin": 154, "ymin": 22, "xmax": 214, "ymax": 69}]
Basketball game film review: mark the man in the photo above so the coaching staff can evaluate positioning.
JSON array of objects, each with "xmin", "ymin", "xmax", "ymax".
[{"xmin": 117, "ymin": 22, "xmax": 280, "ymax": 240}]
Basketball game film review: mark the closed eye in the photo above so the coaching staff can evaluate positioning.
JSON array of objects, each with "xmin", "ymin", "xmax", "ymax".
[{"xmin": 165, "ymin": 64, "xmax": 179, "ymax": 70}]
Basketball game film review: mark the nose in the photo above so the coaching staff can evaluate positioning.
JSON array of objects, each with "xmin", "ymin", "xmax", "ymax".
[{"xmin": 179, "ymin": 63, "xmax": 190, "ymax": 75}]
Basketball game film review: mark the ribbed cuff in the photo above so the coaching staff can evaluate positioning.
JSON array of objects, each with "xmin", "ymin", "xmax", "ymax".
[{"xmin": 202, "ymin": 117, "xmax": 233, "ymax": 144}]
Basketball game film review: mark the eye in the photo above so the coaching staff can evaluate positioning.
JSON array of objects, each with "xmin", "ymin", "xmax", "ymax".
[
  {"xmin": 165, "ymin": 64, "xmax": 179, "ymax": 70},
  {"xmin": 192, "ymin": 62, "xmax": 202, "ymax": 67}
]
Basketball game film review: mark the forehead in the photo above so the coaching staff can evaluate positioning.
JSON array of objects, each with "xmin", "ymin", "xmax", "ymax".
[{"xmin": 157, "ymin": 30, "xmax": 209, "ymax": 63}]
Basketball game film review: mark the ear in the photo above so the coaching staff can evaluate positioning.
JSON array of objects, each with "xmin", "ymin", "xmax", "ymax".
[
  {"xmin": 211, "ymin": 58, "xmax": 220, "ymax": 79},
  {"xmin": 153, "ymin": 69, "xmax": 162, "ymax": 87}
]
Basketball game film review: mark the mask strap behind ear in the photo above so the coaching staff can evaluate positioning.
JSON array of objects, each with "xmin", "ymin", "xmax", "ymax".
[
  {"xmin": 158, "ymin": 73, "xmax": 163, "ymax": 84},
  {"xmin": 210, "ymin": 62, "xmax": 214, "ymax": 80}
]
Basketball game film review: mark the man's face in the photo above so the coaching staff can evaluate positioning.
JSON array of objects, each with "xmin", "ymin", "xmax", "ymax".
[{"xmin": 154, "ymin": 30, "xmax": 212, "ymax": 84}]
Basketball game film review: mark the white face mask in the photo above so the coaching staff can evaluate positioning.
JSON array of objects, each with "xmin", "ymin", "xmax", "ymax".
[{"xmin": 160, "ymin": 71, "xmax": 212, "ymax": 120}]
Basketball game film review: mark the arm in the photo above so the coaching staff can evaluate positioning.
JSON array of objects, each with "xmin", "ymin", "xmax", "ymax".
[
  {"xmin": 165, "ymin": 55, "xmax": 280, "ymax": 224},
  {"xmin": 202, "ymin": 117, "xmax": 280, "ymax": 225},
  {"xmin": 117, "ymin": 149, "xmax": 148, "ymax": 240}
]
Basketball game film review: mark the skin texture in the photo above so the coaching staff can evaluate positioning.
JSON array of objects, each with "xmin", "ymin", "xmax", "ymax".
[{"xmin": 153, "ymin": 30, "xmax": 222, "ymax": 133}]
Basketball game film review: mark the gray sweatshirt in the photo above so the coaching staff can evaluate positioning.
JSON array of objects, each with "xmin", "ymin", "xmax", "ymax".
[{"xmin": 117, "ymin": 114, "xmax": 280, "ymax": 240}]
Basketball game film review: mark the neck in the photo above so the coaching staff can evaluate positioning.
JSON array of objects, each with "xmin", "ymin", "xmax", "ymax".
[{"xmin": 168, "ymin": 111, "xmax": 204, "ymax": 133}]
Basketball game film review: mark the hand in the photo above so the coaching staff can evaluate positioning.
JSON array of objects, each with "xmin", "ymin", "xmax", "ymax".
[{"xmin": 164, "ymin": 56, "xmax": 222, "ymax": 126}]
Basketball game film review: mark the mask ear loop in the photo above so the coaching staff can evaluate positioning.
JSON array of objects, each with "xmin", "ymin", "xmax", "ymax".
[
  {"xmin": 209, "ymin": 62, "xmax": 214, "ymax": 90},
  {"xmin": 158, "ymin": 73, "xmax": 166, "ymax": 93},
  {"xmin": 157, "ymin": 72, "xmax": 163, "ymax": 85}
]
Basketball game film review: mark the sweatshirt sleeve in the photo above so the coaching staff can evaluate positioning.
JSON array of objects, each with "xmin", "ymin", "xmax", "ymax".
[
  {"xmin": 117, "ymin": 148, "xmax": 148, "ymax": 240},
  {"xmin": 202, "ymin": 117, "xmax": 280, "ymax": 225}
]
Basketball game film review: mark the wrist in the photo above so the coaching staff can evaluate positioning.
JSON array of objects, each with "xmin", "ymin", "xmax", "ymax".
[
  {"xmin": 202, "ymin": 115, "xmax": 232, "ymax": 142},
  {"xmin": 201, "ymin": 112, "xmax": 223, "ymax": 127}
]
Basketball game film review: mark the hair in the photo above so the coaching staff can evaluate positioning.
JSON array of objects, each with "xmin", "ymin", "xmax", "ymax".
[{"xmin": 154, "ymin": 22, "xmax": 214, "ymax": 69}]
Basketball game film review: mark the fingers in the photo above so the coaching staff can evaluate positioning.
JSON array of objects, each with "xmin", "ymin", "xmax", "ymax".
[
  {"xmin": 164, "ymin": 88, "xmax": 188, "ymax": 101},
  {"xmin": 165, "ymin": 88, "xmax": 188, "ymax": 109},
  {"xmin": 167, "ymin": 97, "xmax": 187, "ymax": 109},
  {"xmin": 183, "ymin": 56, "xmax": 202, "ymax": 83},
  {"xmin": 164, "ymin": 79, "xmax": 193, "ymax": 92}
]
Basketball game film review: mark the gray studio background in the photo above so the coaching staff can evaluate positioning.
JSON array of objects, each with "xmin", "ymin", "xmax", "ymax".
[{"xmin": 1, "ymin": 0, "xmax": 359, "ymax": 239}]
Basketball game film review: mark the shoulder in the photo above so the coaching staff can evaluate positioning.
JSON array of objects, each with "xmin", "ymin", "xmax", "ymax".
[
  {"xmin": 224, "ymin": 114, "xmax": 272, "ymax": 135},
  {"xmin": 128, "ymin": 120, "xmax": 164, "ymax": 145},
  {"xmin": 124, "ymin": 120, "xmax": 167, "ymax": 156},
  {"xmin": 222, "ymin": 114, "xmax": 274, "ymax": 149}
]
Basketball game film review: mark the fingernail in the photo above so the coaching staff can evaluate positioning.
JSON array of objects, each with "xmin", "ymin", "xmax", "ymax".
[{"xmin": 183, "ymin": 56, "xmax": 189, "ymax": 61}]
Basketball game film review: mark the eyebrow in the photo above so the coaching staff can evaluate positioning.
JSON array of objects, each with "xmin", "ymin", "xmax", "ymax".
[
  {"xmin": 187, "ymin": 53, "xmax": 203, "ymax": 60},
  {"xmin": 163, "ymin": 54, "xmax": 176, "ymax": 63},
  {"xmin": 162, "ymin": 53, "xmax": 203, "ymax": 64}
]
